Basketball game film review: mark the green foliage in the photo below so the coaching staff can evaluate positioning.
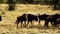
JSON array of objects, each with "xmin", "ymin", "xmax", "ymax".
[
  {"xmin": 12, "ymin": 0, "xmax": 17, "ymax": 4},
  {"xmin": 0, "ymin": 0, "xmax": 6, "ymax": 3},
  {"xmin": 45, "ymin": 0, "xmax": 53, "ymax": 4},
  {"xmin": 0, "ymin": 0, "xmax": 17, "ymax": 4},
  {"xmin": 0, "ymin": 0, "xmax": 60, "ymax": 4}
]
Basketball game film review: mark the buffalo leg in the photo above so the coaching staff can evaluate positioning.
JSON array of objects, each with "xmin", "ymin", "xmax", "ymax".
[
  {"xmin": 31, "ymin": 21, "xmax": 33, "ymax": 27},
  {"xmin": 44, "ymin": 20, "xmax": 48, "ymax": 28},
  {"xmin": 24, "ymin": 21, "xmax": 26, "ymax": 27},
  {"xmin": 21, "ymin": 21, "xmax": 23, "ymax": 27},
  {"xmin": 38, "ymin": 20, "xmax": 40, "ymax": 26},
  {"xmin": 27, "ymin": 21, "xmax": 29, "ymax": 26},
  {"xmin": 16, "ymin": 21, "xmax": 20, "ymax": 28}
]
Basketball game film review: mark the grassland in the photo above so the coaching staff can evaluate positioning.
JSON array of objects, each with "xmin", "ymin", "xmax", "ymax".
[{"xmin": 0, "ymin": 4, "xmax": 60, "ymax": 34}]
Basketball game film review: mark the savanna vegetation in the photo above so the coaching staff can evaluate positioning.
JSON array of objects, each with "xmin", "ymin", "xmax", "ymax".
[{"xmin": 0, "ymin": 0, "xmax": 60, "ymax": 34}]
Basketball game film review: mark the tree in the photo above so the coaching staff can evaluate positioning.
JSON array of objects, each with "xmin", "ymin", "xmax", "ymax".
[
  {"xmin": 21, "ymin": 0, "xmax": 34, "ymax": 4},
  {"xmin": 7, "ymin": 0, "xmax": 16, "ymax": 11},
  {"xmin": 0, "ymin": 0, "xmax": 3, "ymax": 4},
  {"xmin": 53, "ymin": 0, "xmax": 59, "ymax": 10}
]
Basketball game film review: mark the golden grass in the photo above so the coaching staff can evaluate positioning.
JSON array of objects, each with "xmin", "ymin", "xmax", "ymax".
[{"xmin": 0, "ymin": 4, "xmax": 60, "ymax": 34}]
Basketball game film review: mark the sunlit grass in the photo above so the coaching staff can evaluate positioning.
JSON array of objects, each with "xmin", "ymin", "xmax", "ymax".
[{"xmin": 0, "ymin": 4, "xmax": 60, "ymax": 34}]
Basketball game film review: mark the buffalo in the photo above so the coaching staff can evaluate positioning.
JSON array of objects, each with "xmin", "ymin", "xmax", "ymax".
[
  {"xmin": 52, "ymin": 14, "xmax": 60, "ymax": 28},
  {"xmin": 27, "ymin": 14, "xmax": 38, "ymax": 26},
  {"xmin": 45, "ymin": 14, "xmax": 60, "ymax": 28},
  {"xmin": 38, "ymin": 14, "xmax": 49, "ymax": 27},
  {"xmin": 53, "ymin": 18, "xmax": 60, "ymax": 28},
  {"xmin": 15, "ymin": 14, "xmax": 27, "ymax": 28},
  {"xmin": 44, "ymin": 15, "xmax": 53, "ymax": 28}
]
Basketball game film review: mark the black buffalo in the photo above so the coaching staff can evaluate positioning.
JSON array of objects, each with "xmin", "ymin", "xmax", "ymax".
[
  {"xmin": 52, "ymin": 14, "xmax": 60, "ymax": 28},
  {"xmin": 27, "ymin": 14, "xmax": 38, "ymax": 26},
  {"xmin": 53, "ymin": 18, "xmax": 60, "ymax": 28},
  {"xmin": 45, "ymin": 14, "xmax": 60, "ymax": 28},
  {"xmin": 44, "ymin": 15, "xmax": 53, "ymax": 28},
  {"xmin": 38, "ymin": 14, "xmax": 49, "ymax": 27},
  {"xmin": 15, "ymin": 14, "xmax": 27, "ymax": 28}
]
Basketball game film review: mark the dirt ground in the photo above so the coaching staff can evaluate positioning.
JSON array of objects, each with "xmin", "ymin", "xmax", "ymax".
[{"xmin": 0, "ymin": 4, "xmax": 60, "ymax": 34}]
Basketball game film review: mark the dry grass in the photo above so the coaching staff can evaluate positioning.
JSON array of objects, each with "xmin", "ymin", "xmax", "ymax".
[{"xmin": 0, "ymin": 4, "xmax": 60, "ymax": 34}]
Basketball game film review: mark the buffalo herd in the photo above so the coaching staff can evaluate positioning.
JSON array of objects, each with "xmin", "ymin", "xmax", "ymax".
[
  {"xmin": 15, "ymin": 14, "xmax": 60, "ymax": 29},
  {"xmin": 0, "ymin": 14, "xmax": 60, "ymax": 29}
]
